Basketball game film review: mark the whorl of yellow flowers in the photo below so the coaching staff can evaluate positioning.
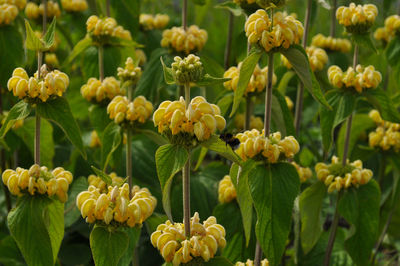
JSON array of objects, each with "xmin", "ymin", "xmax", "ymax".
[
  {"xmin": 236, "ymin": 259, "xmax": 270, "ymax": 266},
  {"xmin": 0, "ymin": 0, "xmax": 26, "ymax": 10},
  {"xmin": 336, "ymin": 3, "xmax": 378, "ymax": 33},
  {"xmin": 369, "ymin": 110, "xmax": 400, "ymax": 152},
  {"xmin": 153, "ymin": 96, "xmax": 226, "ymax": 144},
  {"xmin": 315, "ymin": 156, "xmax": 373, "ymax": 193},
  {"xmin": 245, "ymin": 10, "xmax": 304, "ymax": 52},
  {"xmin": 76, "ymin": 183, "xmax": 157, "ymax": 226},
  {"xmin": 218, "ymin": 175, "xmax": 236, "ymax": 204},
  {"xmin": 25, "ymin": 1, "xmax": 60, "ymax": 19},
  {"xmin": 117, "ymin": 57, "xmax": 142, "ymax": 84},
  {"xmin": 81, "ymin": 77, "xmax": 124, "ymax": 103},
  {"xmin": 328, "ymin": 65, "xmax": 382, "ymax": 93},
  {"xmin": 311, "ymin": 34, "xmax": 352, "ymax": 53},
  {"xmin": 151, "ymin": 212, "xmax": 226, "ymax": 265},
  {"xmin": 8, "ymin": 66, "xmax": 69, "ymax": 102},
  {"xmin": 2, "ymin": 164, "xmax": 73, "ymax": 202},
  {"xmin": 86, "ymin": 15, "xmax": 132, "ymax": 41},
  {"xmin": 0, "ymin": 3, "xmax": 18, "ymax": 25},
  {"xmin": 281, "ymin": 46, "xmax": 328, "ymax": 72},
  {"xmin": 61, "ymin": 0, "xmax": 88, "ymax": 12},
  {"xmin": 374, "ymin": 15, "xmax": 400, "ymax": 43},
  {"xmin": 88, "ymin": 173, "xmax": 124, "ymax": 193},
  {"xmin": 235, "ymin": 129, "xmax": 300, "ymax": 163},
  {"xmin": 139, "ymin": 13, "xmax": 169, "ymax": 31},
  {"xmin": 223, "ymin": 63, "xmax": 276, "ymax": 95},
  {"xmin": 234, "ymin": 114, "xmax": 264, "ymax": 131},
  {"xmin": 161, "ymin": 25, "xmax": 208, "ymax": 55},
  {"xmin": 107, "ymin": 95, "xmax": 153, "ymax": 125},
  {"xmin": 292, "ymin": 162, "xmax": 312, "ymax": 183}
]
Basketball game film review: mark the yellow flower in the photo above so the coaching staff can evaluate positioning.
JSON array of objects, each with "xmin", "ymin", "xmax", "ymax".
[
  {"xmin": 368, "ymin": 110, "xmax": 400, "ymax": 152},
  {"xmin": 0, "ymin": 3, "xmax": 18, "ymax": 24},
  {"xmin": 336, "ymin": 3, "xmax": 378, "ymax": 33},
  {"xmin": 151, "ymin": 212, "xmax": 226, "ymax": 265},
  {"xmin": 234, "ymin": 114, "xmax": 264, "ymax": 131},
  {"xmin": 233, "ymin": 0, "xmax": 256, "ymax": 4},
  {"xmin": 161, "ymin": 25, "xmax": 208, "ymax": 55},
  {"xmin": 285, "ymin": 96, "xmax": 293, "ymax": 111},
  {"xmin": 224, "ymin": 63, "xmax": 276, "ymax": 95},
  {"xmin": 282, "ymin": 46, "xmax": 328, "ymax": 72},
  {"xmin": 86, "ymin": 15, "xmax": 131, "ymax": 40},
  {"xmin": 89, "ymin": 130, "xmax": 101, "ymax": 148},
  {"xmin": 61, "ymin": 0, "xmax": 88, "ymax": 12},
  {"xmin": 311, "ymin": 34, "xmax": 351, "ymax": 53},
  {"xmin": 140, "ymin": 13, "xmax": 169, "ymax": 30},
  {"xmin": 292, "ymin": 162, "xmax": 312, "ymax": 183},
  {"xmin": 24, "ymin": 1, "xmax": 38, "ymax": 19},
  {"xmin": 44, "ymin": 53, "xmax": 59, "ymax": 67},
  {"xmin": 218, "ymin": 175, "xmax": 237, "ymax": 203},
  {"xmin": 0, "ymin": 0, "xmax": 26, "ymax": 10},
  {"xmin": 25, "ymin": 1, "xmax": 60, "ymax": 19},
  {"xmin": 236, "ymin": 259, "xmax": 270, "ymax": 266},
  {"xmin": 107, "ymin": 95, "xmax": 153, "ymax": 125},
  {"xmin": 117, "ymin": 57, "xmax": 142, "ymax": 84},
  {"xmin": 81, "ymin": 77, "xmax": 124, "ymax": 103}
]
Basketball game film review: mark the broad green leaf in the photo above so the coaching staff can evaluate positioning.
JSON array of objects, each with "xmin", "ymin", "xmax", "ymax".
[
  {"xmin": 351, "ymin": 34, "xmax": 377, "ymax": 53},
  {"xmin": 110, "ymin": 0, "xmax": 140, "ymax": 38},
  {"xmin": 281, "ymin": 45, "xmax": 330, "ymax": 109},
  {"xmin": 0, "ymin": 235, "xmax": 25, "ymax": 266},
  {"xmin": 221, "ymin": 233, "xmax": 244, "ymax": 263},
  {"xmin": 338, "ymin": 180, "xmax": 380, "ymax": 266},
  {"xmin": 24, "ymin": 19, "xmax": 44, "ymax": 51},
  {"xmin": 194, "ymin": 146, "xmax": 208, "ymax": 171},
  {"xmin": 201, "ymin": 135, "xmax": 241, "ymax": 165},
  {"xmin": 91, "ymin": 166, "xmax": 112, "ymax": 186},
  {"xmin": 65, "ymin": 37, "xmax": 93, "ymax": 64},
  {"xmin": 101, "ymin": 122, "xmax": 122, "ymax": 169},
  {"xmin": 299, "ymin": 181, "xmax": 326, "ymax": 254},
  {"xmin": 64, "ymin": 177, "xmax": 89, "ymax": 227},
  {"xmin": 386, "ymin": 36, "xmax": 400, "ymax": 66},
  {"xmin": 118, "ymin": 227, "xmax": 141, "ymax": 266},
  {"xmin": 272, "ymin": 90, "xmax": 295, "ymax": 137},
  {"xmin": 320, "ymin": 90, "xmax": 357, "ymax": 151},
  {"xmin": 43, "ymin": 17, "xmax": 57, "ymax": 49},
  {"xmin": 364, "ymin": 89, "xmax": 400, "ymax": 123},
  {"xmin": 160, "ymin": 57, "xmax": 175, "ymax": 85},
  {"xmin": 230, "ymin": 50, "xmax": 262, "ymax": 117},
  {"xmin": 134, "ymin": 129, "xmax": 168, "ymax": 146},
  {"xmin": 215, "ymin": 1, "xmax": 243, "ymax": 16},
  {"xmin": 337, "ymin": 114, "xmax": 375, "ymax": 160},
  {"xmin": 217, "ymin": 93, "xmax": 234, "ymax": 117},
  {"xmin": 248, "ymin": 163, "xmax": 300, "ymax": 265},
  {"xmin": 196, "ymin": 74, "xmax": 230, "ymax": 87},
  {"xmin": 155, "ymin": 144, "xmax": 189, "ymax": 221},
  {"xmin": 8, "ymin": 196, "xmax": 62, "ymax": 266},
  {"xmin": 89, "ymin": 105, "xmax": 109, "ymax": 136},
  {"xmin": 0, "ymin": 100, "xmax": 31, "ymax": 138},
  {"xmin": 37, "ymin": 97, "xmax": 86, "ymax": 159},
  {"xmin": 90, "ymin": 225, "xmax": 129, "ymax": 266}
]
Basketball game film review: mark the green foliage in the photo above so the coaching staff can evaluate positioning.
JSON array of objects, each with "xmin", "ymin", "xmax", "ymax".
[
  {"xmin": 200, "ymin": 135, "xmax": 241, "ymax": 165},
  {"xmin": 0, "ymin": 25, "xmax": 23, "ymax": 87},
  {"xmin": 101, "ymin": 122, "xmax": 122, "ymax": 169},
  {"xmin": 0, "ymin": 101, "xmax": 31, "ymax": 138},
  {"xmin": 91, "ymin": 166, "xmax": 113, "ymax": 185}
]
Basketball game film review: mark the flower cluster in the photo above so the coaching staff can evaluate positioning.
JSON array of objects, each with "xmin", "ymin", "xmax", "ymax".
[
  {"xmin": 76, "ymin": 183, "xmax": 157, "ymax": 226},
  {"xmin": 0, "ymin": 3, "xmax": 18, "ymax": 25},
  {"xmin": 61, "ymin": 0, "xmax": 88, "ymax": 12},
  {"xmin": 311, "ymin": 34, "xmax": 351, "ymax": 53},
  {"xmin": 218, "ymin": 175, "xmax": 236, "ymax": 204},
  {"xmin": 25, "ymin": 1, "xmax": 60, "ymax": 19},
  {"xmin": 153, "ymin": 96, "xmax": 226, "ymax": 144},
  {"xmin": 236, "ymin": 259, "xmax": 270, "ymax": 266},
  {"xmin": 171, "ymin": 54, "xmax": 203, "ymax": 85},
  {"xmin": 117, "ymin": 57, "xmax": 142, "ymax": 84},
  {"xmin": 328, "ymin": 65, "xmax": 382, "ymax": 93},
  {"xmin": 224, "ymin": 63, "xmax": 276, "ymax": 95},
  {"xmin": 234, "ymin": 114, "xmax": 264, "ymax": 131},
  {"xmin": 161, "ymin": 25, "xmax": 208, "ymax": 55},
  {"xmin": 316, "ymin": 156, "xmax": 373, "ymax": 193},
  {"xmin": 235, "ymin": 129, "xmax": 300, "ymax": 163},
  {"xmin": 81, "ymin": 77, "xmax": 124, "ymax": 103},
  {"xmin": 107, "ymin": 95, "xmax": 153, "ymax": 125},
  {"xmin": 374, "ymin": 15, "xmax": 400, "ymax": 43},
  {"xmin": 368, "ymin": 110, "xmax": 400, "ymax": 152},
  {"xmin": 282, "ymin": 46, "xmax": 328, "ymax": 72},
  {"xmin": 88, "ymin": 173, "xmax": 124, "ymax": 193},
  {"xmin": 7, "ymin": 66, "xmax": 69, "ymax": 102},
  {"xmin": 151, "ymin": 212, "xmax": 226, "ymax": 265},
  {"xmin": 2, "ymin": 164, "xmax": 73, "ymax": 202},
  {"xmin": 0, "ymin": 0, "xmax": 26, "ymax": 10},
  {"xmin": 86, "ymin": 15, "xmax": 132, "ymax": 41},
  {"xmin": 292, "ymin": 162, "xmax": 312, "ymax": 183},
  {"xmin": 139, "ymin": 13, "xmax": 169, "ymax": 30},
  {"xmin": 336, "ymin": 3, "xmax": 378, "ymax": 33},
  {"xmin": 245, "ymin": 10, "xmax": 304, "ymax": 52}
]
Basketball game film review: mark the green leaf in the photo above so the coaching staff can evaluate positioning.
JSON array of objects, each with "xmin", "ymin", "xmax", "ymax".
[
  {"xmin": 160, "ymin": 57, "xmax": 175, "ymax": 85},
  {"xmin": 203, "ymin": 257, "xmax": 234, "ymax": 265},
  {"xmin": 277, "ymin": 71, "xmax": 296, "ymax": 94},
  {"xmin": 196, "ymin": 74, "xmax": 230, "ymax": 87},
  {"xmin": 200, "ymin": 135, "xmax": 241, "ymax": 165},
  {"xmin": 109, "ymin": 0, "xmax": 140, "ymax": 38},
  {"xmin": 24, "ymin": 19, "xmax": 44, "ymax": 51},
  {"xmin": 248, "ymin": 163, "xmax": 300, "ymax": 265},
  {"xmin": 134, "ymin": 129, "xmax": 168, "ymax": 146},
  {"xmin": 65, "ymin": 37, "xmax": 93, "ymax": 64},
  {"xmin": 299, "ymin": 181, "xmax": 326, "ymax": 254},
  {"xmin": 272, "ymin": 90, "xmax": 295, "ymax": 137},
  {"xmin": 64, "ymin": 177, "xmax": 89, "ymax": 227},
  {"xmin": 90, "ymin": 225, "xmax": 129, "ymax": 266},
  {"xmin": 320, "ymin": 90, "xmax": 357, "ymax": 151},
  {"xmin": 352, "ymin": 34, "xmax": 377, "ymax": 53},
  {"xmin": 230, "ymin": 50, "xmax": 262, "ymax": 117},
  {"xmin": 281, "ymin": 45, "xmax": 330, "ymax": 109},
  {"xmin": 191, "ymin": 0, "xmax": 206, "ymax": 5},
  {"xmin": 338, "ymin": 180, "xmax": 380, "ymax": 265},
  {"xmin": 89, "ymin": 105, "xmax": 109, "ymax": 136},
  {"xmin": 364, "ymin": 89, "xmax": 400, "ymax": 123},
  {"xmin": 101, "ymin": 122, "xmax": 122, "ymax": 169},
  {"xmin": 215, "ymin": 1, "xmax": 243, "ymax": 16},
  {"xmin": 118, "ymin": 227, "xmax": 141, "ymax": 266},
  {"xmin": 0, "ymin": 100, "xmax": 31, "ymax": 138},
  {"xmin": 155, "ymin": 144, "xmax": 189, "ymax": 221},
  {"xmin": 386, "ymin": 36, "xmax": 400, "ymax": 66},
  {"xmin": 194, "ymin": 146, "xmax": 208, "ymax": 171},
  {"xmin": 8, "ymin": 195, "xmax": 63, "ymax": 266},
  {"xmin": 37, "ymin": 97, "xmax": 86, "ymax": 159},
  {"xmin": 91, "ymin": 166, "xmax": 112, "ymax": 186},
  {"xmin": 43, "ymin": 17, "xmax": 57, "ymax": 49},
  {"xmin": 217, "ymin": 93, "xmax": 233, "ymax": 117}
]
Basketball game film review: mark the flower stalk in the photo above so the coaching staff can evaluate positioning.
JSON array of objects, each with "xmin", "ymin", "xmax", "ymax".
[
  {"xmin": 330, "ymin": 0, "xmax": 337, "ymax": 37},
  {"xmin": 323, "ymin": 191, "xmax": 342, "ymax": 266},
  {"xmin": 224, "ymin": 12, "xmax": 234, "ymax": 70},
  {"xmin": 182, "ymin": 0, "xmax": 188, "ymax": 31},
  {"xmin": 98, "ymin": 45, "xmax": 105, "ymax": 82},
  {"xmin": 183, "ymin": 82, "xmax": 191, "ymax": 238},
  {"xmin": 126, "ymin": 85, "xmax": 134, "ymax": 197}
]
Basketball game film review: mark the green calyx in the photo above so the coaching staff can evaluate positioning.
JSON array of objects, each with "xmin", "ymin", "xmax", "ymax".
[
  {"xmin": 328, "ymin": 163, "xmax": 356, "ymax": 177},
  {"xmin": 171, "ymin": 54, "xmax": 204, "ymax": 85}
]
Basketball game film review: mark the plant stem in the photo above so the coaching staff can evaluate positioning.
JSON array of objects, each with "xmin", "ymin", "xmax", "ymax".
[
  {"xmin": 294, "ymin": 0, "xmax": 312, "ymax": 135},
  {"xmin": 254, "ymin": 242, "xmax": 262, "ymax": 266},
  {"xmin": 245, "ymin": 96, "xmax": 252, "ymax": 130},
  {"xmin": 224, "ymin": 12, "xmax": 234, "ymax": 70},
  {"xmin": 264, "ymin": 53, "xmax": 274, "ymax": 136},
  {"xmin": 182, "ymin": 0, "xmax": 187, "ymax": 30},
  {"xmin": 42, "ymin": 0, "xmax": 47, "ymax": 33},
  {"xmin": 184, "ymin": 84, "xmax": 190, "ymax": 108},
  {"xmin": 106, "ymin": 0, "xmax": 110, "ymax": 16},
  {"xmin": 98, "ymin": 45, "xmax": 104, "ymax": 82},
  {"xmin": 126, "ymin": 85, "xmax": 134, "ymax": 197},
  {"xmin": 371, "ymin": 208, "xmax": 395, "ymax": 263},
  {"xmin": 323, "ymin": 192, "xmax": 342, "ymax": 266},
  {"xmin": 35, "ymin": 113, "xmax": 41, "ymax": 165},
  {"xmin": 182, "ymin": 157, "xmax": 191, "ymax": 238},
  {"xmin": 330, "ymin": 0, "xmax": 337, "ymax": 37}
]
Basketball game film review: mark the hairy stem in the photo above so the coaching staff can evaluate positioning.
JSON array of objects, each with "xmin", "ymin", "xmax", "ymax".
[
  {"xmin": 224, "ymin": 12, "xmax": 234, "ymax": 70},
  {"xmin": 264, "ymin": 53, "xmax": 274, "ymax": 136},
  {"xmin": 42, "ymin": 0, "xmax": 47, "ymax": 33},
  {"xmin": 35, "ymin": 113, "xmax": 41, "ymax": 165},
  {"xmin": 98, "ymin": 45, "xmax": 105, "ymax": 81},
  {"xmin": 245, "ymin": 96, "xmax": 253, "ymax": 130},
  {"xmin": 182, "ymin": 158, "xmax": 191, "ymax": 237},
  {"xmin": 323, "ymin": 192, "xmax": 342, "ymax": 266},
  {"xmin": 106, "ymin": 0, "xmax": 110, "ymax": 17},
  {"xmin": 126, "ymin": 85, "xmax": 134, "ymax": 197},
  {"xmin": 182, "ymin": 0, "xmax": 187, "ymax": 30},
  {"xmin": 330, "ymin": 0, "xmax": 337, "ymax": 37}
]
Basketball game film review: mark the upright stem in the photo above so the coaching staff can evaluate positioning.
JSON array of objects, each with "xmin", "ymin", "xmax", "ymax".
[
  {"xmin": 330, "ymin": 0, "xmax": 337, "ymax": 37},
  {"xmin": 183, "ymin": 82, "xmax": 191, "ymax": 238},
  {"xmin": 182, "ymin": 0, "xmax": 188, "ymax": 31},
  {"xmin": 106, "ymin": 0, "xmax": 110, "ymax": 17},
  {"xmin": 245, "ymin": 96, "xmax": 252, "ymax": 130},
  {"xmin": 35, "ymin": 113, "xmax": 41, "ymax": 165},
  {"xmin": 126, "ymin": 85, "xmax": 134, "ymax": 197},
  {"xmin": 294, "ymin": 0, "xmax": 312, "ymax": 135},
  {"xmin": 224, "ymin": 12, "xmax": 234, "ymax": 70},
  {"xmin": 98, "ymin": 45, "xmax": 105, "ymax": 81},
  {"xmin": 324, "ymin": 192, "xmax": 342, "ymax": 266},
  {"xmin": 254, "ymin": 242, "xmax": 262, "ymax": 266},
  {"xmin": 372, "ymin": 208, "xmax": 395, "ymax": 263},
  {"xmin": 264, "ymin": 53, "xmax": 274, "ymax": 136},
  {"xmin": 42, "ymin": 0, "xmax": 47, "ymax": 33},
  {"xmin": 184, "ymin": 84, "xmax": 190, "ymax": 107}
]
